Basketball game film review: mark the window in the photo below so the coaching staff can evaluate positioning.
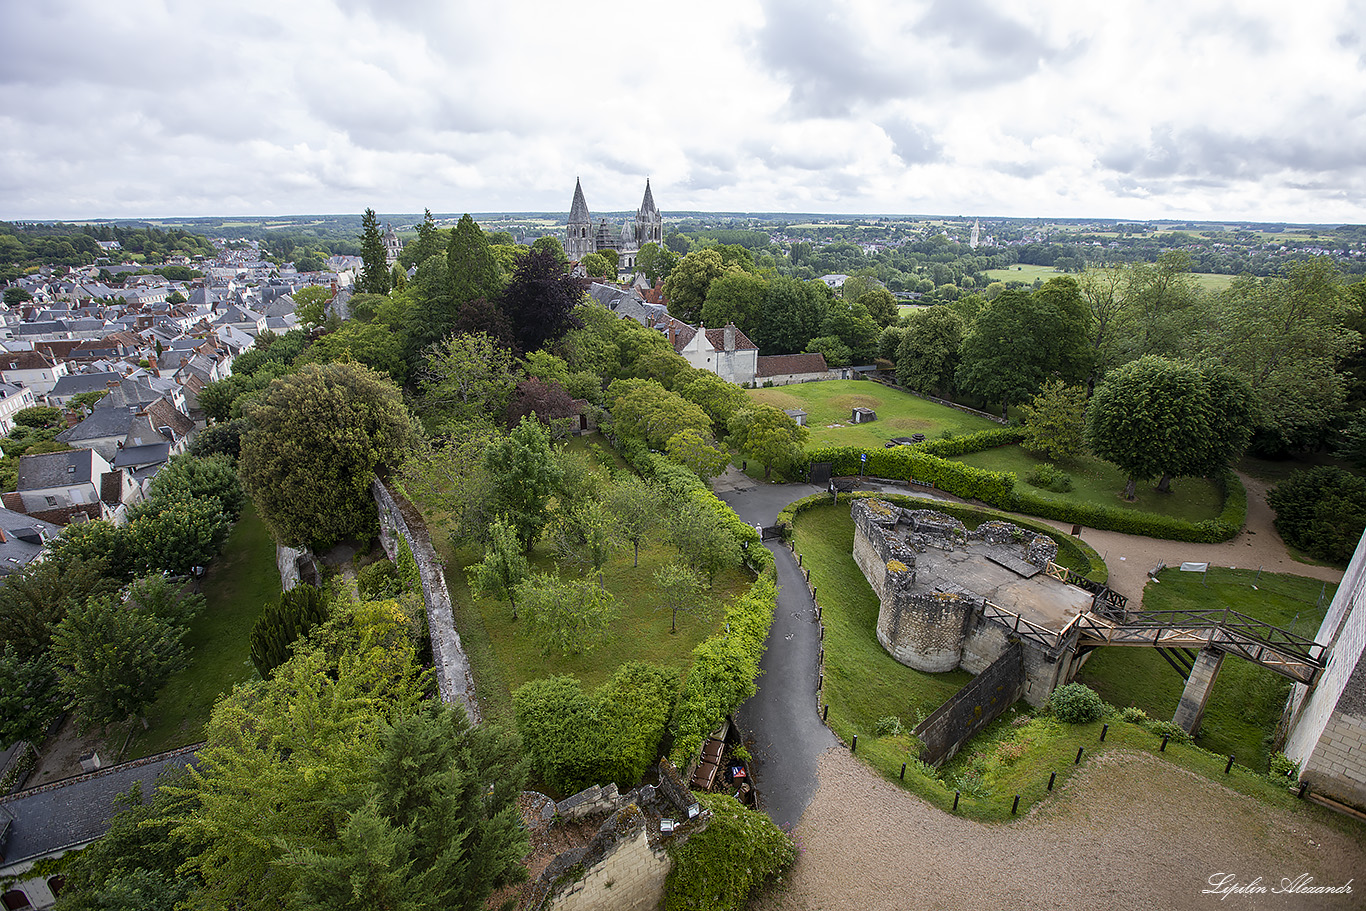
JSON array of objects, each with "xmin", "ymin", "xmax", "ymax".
[
  {"xmin": 45, "ymin": 496, "xmax": 57, "ymax": 507},
  {"xmin": 46, "ymin": 877, "xmax": 64, "ymax": 898},
  {"xmin": 2, "ymin": 889, "xmax": 32, "ymax": 910}
]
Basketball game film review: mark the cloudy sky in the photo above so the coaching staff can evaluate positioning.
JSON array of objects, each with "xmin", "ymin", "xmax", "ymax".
[{"xmin": 2, "ymin": 0, "xmax": 1364, "ymax": 223}]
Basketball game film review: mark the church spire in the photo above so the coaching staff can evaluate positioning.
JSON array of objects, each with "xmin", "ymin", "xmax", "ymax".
[
  {"xmin": 569, "ymin": 177, "xmax": 591, "ymax": 224},
  {"xmin": 640, "ymin": 177, "xmax": 657, "ymax": 216}
]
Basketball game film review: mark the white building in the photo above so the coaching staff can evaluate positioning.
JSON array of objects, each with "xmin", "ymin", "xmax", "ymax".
[{"xmin": 673, "ymin": 323, "xmax": 758, "ymax": 385}]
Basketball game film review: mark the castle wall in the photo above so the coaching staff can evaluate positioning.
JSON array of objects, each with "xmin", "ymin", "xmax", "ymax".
[
  {"xmin": 913, "ymin": 645, "xmax": 1025, "ymax": 765},
  {"xmin": 878, "ymin": 591, "xmax": 970, "ymax": 672}
]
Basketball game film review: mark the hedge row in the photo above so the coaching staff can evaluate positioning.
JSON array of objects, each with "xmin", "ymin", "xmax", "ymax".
[
  {"xmin": 776, "ymin": 491, "xmax": 1109, "ymax": 584},
  {"xmin": 916, "ymin": 426, "xmax": 1026, "ymax": 458},
  {"xmin": 613, "ymin": 441, "xmax": 779, "ymax": 768},
  {"xmin": 804, "ymin": 443, "xmax": 1246, "ymax": 543}
]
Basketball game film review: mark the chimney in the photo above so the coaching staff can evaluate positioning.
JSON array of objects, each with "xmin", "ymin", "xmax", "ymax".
[{"xmin": 724, "ymin": 323, "xmax": 736, "ymax": 352}]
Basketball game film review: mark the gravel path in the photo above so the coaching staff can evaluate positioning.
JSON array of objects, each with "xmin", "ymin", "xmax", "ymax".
[{"xmin": 757, "ymin": 747, "xmax": 1364, "ymax": 911}]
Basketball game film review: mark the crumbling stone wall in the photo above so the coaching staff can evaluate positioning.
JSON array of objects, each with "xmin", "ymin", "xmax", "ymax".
[
  {"xmin": 879, "ymin": 590, "xmax": 973, "ymax": 672},
  {"xmin": 372, "ymin": 478, "xmax": 479, "ymax": 722},
  {"xmin": 913, "ymin": 645, "xmax": 1025, "ymax": 765}
]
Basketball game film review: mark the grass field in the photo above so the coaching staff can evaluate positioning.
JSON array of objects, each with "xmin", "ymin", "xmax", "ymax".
[
  {"xmin": 791, "ymin": 499, "xmax": 1326, "ymax": 821},
  {"xmin": 746, "ymin": 379, "xmax": 1000, "ymax": 448},
  {"xmin": 982, "ymin": 264, "xmax": 1066, "ymax": 283},
  {"xmin": 954, "ymin": 444, "xmax": 1224, "ymax": 522},
  {"xmin": 1078, "ymin": 567, "xmax": 1333, "ymax": 771},
  {"xmin": 126, "ymin": 504, "xmax": 280, "ymax": 758}
]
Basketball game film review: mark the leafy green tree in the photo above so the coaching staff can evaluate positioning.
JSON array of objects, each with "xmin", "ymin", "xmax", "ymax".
[
  {"xmin": 579, "ymin": 252, "xmax": 611, "ymax": 276},
  {"xmin": 857, "ymin": 287, "xmax": 899, "ymax": 327},
  {"xmin": 249, "ymin": 584, "xmax": 329, "ymax": 678},
  {"xmin": 1125, "ymin": 251, "xmax": 1202, "ymax": 359},
  {"xmin": 666, "ymin": 428, "xmax": 730, "ymax": 481},
  {"xmin": 306, "ymin": 321, "xmax": 408, "ymax": 384},
  {"xmin": 466, "ymin": 517, "xmax": 529, "ymax": 620},
  {"xmin": 667, "ymin": 500, "xmax": 743, "ymax": 587},
  {"xmin": 1268, "ymin": 466, "xmax": 1366, "ymax": 564},
  {"xmin": 700, "ymin": 271, "xmax": 768, "ymax": 337},
  {"xmin": 515, "ymin": 572, "xmax": 618, "ymax": 655},
  {"xmin": 665, "ymin": 792, "xmax": 797, "ymax": 911},
  {"xmin": 664, "ymin": 248, "xmax": 729, "ymax": 323},
  {"xmin": 501, "ymin": 247, "xmax": 585, "ymax": 354},
  {"xmin": 447, "ymin": 214, "xmax": 503, "ymax": 313},
  {"xmin": 282, "ymin": 702, "xmax": 528, "ymax": 911},
  {"xmin": 127, "ymin": 574, "xmax": 206, "ymax": 630},
  {"xmin": 0, "ymin": 646, "xmax": 61, "ymax": 747},
  {"xmin": 240, "ymin": 363, "xmax": 416, "ymax": 550},
  {"xmin": 654, "ymin": 560, "xmax": 708, "ymax": 633},
  {"xmin": 896, "ymin": 305, "xmax": 964, "ymax": 395},
  {"xmin": 956, "ymin": 279, "xmax": 1092, "ymax": 418},
  {"xmin": 751, "ymin": 276, "xmax": 829, "ymax": 354},
  {"xmin": 805, "ymin": 335, "xmax": 853, "ymax": 367},
  {"xmin": 609, "ymin": 378, "xmax": 714, "ymax": 450},
  {"xmin": 636, "ymin": 242, "xmax": 678, "ymax": 284},
  {"xmin": 1087, "ymin": 356, "xmax": 1255, "ymax": 499},
  {"xmin": 15, "ymin": 405, "xmax": 61, "ymax": 428},
  {"xmin": 484, "ymin": 416, "xmax": 563, "ymax": 551},
  {"xmin": 1019, "ymin": 380, "xmax": 1088, "ymax": 461},
  {"xmin": 549, "ymin": 496, "xmax": 618, "ymax": 580},
  {"xmin": 188, "ymin": 418, "xmax": 248, "ymax": 462},
  {"xmin": 357, "ymin": 208, "xmax": 391, "ymax": 296},
  {"xmin": 145, "ymin": 453, "xmax": 244, "ymax": 520},
  {"xmin": 727, "ymin": 404, "xmax": 808, "ymax": 480},
  {"xmin": 66, "ymin": 388, "xmax": 109, "ymax": 415},
  {"xmin": 128, "ymin": 489, "xmax": 234, "ymax": 576},
  {"xmin": 416, "ymin": 331, "xmax": 518, "ymax": 430},
  {"xmin": 399, "ymin": 208, "xmax": 443, "ymax": 268},
  {"xmin": 531, "ymin": 234, "xmax": 568, "ymax": 270},
  {"xmin": 606, "ymin": 475, "xmax": 666, "ymax": 567},
  {"xmin": 52, "ymin": 594, "xmax": 187, "ymax": 728},
  {"xmin": 676, "ymin": 371, "xmax": 749, "ymax": 432},
  {"xmin": 820, "ymin": 300, "xmax": 881, "ymax": 363},
  {"xmin": 0, "ymin": 556, "xmax": 117, "ymax": 661},
  {"xmin": 45, "ymin": 519, "xmax": 137, "ymax": 581},
  {"xmin": 292, "ymin": 285, "xmax": 332, "ymax": 327}
]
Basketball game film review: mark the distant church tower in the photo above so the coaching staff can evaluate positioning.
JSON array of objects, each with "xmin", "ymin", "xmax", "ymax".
[
  {"xmin": 969, "ymin": 219, "xmax": 980, "ymax": 250},
  {"xmin": 635, "ymin": 179, "xmax": 663, "ymax": 248},
  {"xmin": 566, "ymin": 178, "xmax": 593, "ymax": 262}
]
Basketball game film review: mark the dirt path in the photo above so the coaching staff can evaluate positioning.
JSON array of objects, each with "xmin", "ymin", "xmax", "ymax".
[{"xmin": 758, "ymin": 747, "xmax": 1364, "ymax": 911}]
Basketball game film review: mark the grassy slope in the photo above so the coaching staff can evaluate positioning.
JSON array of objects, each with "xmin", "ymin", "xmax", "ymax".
[
  {"xmin": 746, "ymin": 379, "xmax": 999, "ymax": 449},
  {"xmin": 1078, "ymin": 567, "xmax": 1333, "ymax": 770},
  {"xmin": 955, "ymin": 444, "xmax": 1224, "ymax": 522},
  {"xmin": 126, "ymin": 503, "xmax": 280, "ymax": 758}
]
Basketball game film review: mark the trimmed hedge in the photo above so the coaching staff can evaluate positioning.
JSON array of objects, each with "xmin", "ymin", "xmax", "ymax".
[
  {"xmin": 805, "ymin": 442, "xmax": 1246, "ymax": 543},
  {"xmin": 777, "ymin": 491, "xmax": 1109, "ymax": 584},
  {"xmin": 917, "ymin": 426, "xmax": 1025, "ymax": 457}
]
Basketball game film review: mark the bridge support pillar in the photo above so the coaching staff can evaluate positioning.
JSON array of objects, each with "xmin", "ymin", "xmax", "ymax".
[{"xmin": 1173, "ymin": 648, "xmax": 1225, "ymax": 735}]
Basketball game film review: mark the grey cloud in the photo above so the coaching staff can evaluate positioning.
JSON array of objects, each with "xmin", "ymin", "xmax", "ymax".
[
  {"xmin": 879, "ymin": 119, "xmax": 942, "ymax": 165},
  {"xmin": 1099, "ymin": 124, "xmax": 1366, "ymax": 182}
]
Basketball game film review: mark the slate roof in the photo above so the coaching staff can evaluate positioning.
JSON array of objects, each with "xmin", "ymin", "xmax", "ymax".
[
  {"xmin": 0, "ymin": 507, "xmax": 59, "ymax": 576},
  {"xmin": 756, "ymin": 353, "xmax": 830, "ymax": 377},
  {"xmin": 14, "ymin": 321, "xmax": 68, "ymax": 337},
  {"xmin": 112, "ymin": 442, "xmax": 170, "ymax": 471},
  {"xmin": 0, "ymin": 748, "xmax": 197, "ymax": 867},
  {"xmin": 569, "ymin": 178, "xmax": 591, "ymax": 224},
  {"xmin": 15, "ymin": 449, "xmax": 100, "ymax": 490},
  {"xmin": 55, "ymin": 406, "xmax": 136, "ymax": 445},
  {"xmin": 702, "ymin": 326, "xmax": 757, "ymax": 351},
  {"xmin": 49, "ymin": 372, "xmax": 122, "ymax": 399}
]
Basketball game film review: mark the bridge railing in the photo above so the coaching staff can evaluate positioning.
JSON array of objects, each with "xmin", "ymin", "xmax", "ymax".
[
  {"xmin": 979, "ymin": 599, "xmax": 1068, "ymax": 650},
  {"xmin": 1112, "ymin": 608, "xmax": 1325, "ymax": 665}
]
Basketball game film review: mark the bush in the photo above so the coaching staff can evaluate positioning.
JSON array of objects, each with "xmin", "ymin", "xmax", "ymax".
[
  {"xmin": 917, "ymin": 426, "xmax": 1024, "ymax": 458},
  {"xmin": 1142, "ymin": 719, "xmax": 1194, "ymax": 745},
  {"xmin": 874, "ymin": 715, "xmax": 904, "ymax": 736},
  {"xmin": 1267, "ymin": 751, "xmax": 1300, "ymax": 781},
  {"xmin": 1118, "ymin": 706, "xmax": 1150, "ymax": 724},
  {"xmin": 1026, "ymin": 462, "xmax": 1074, "ymax": 493},
  {"xmin": 249, "ymin": 585, "xmax": 329, "ymax": 679},
  {"xmin": 665, "ymin": 792, "xmax": 797, "ymax": 911},
  {"xmin": 1267, "ymin": 466, "xmax": 1366, "ymax": 564},
  {"xmin": 356, "ymin": 559, "xmax": 401, "ymax": 601},
  {"xmin": 1048, "ymin": 683, "xmax": 1106, "ymax": 724}
]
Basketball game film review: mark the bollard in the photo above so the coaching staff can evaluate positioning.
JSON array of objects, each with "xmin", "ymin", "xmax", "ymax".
[
  {"xmin": 1100, "ymin": 724, "xmax": 1108, "ymax": 742},
  {"xmin": 1075, "ymin": 747, "xmax": 1084, "ymax": 765},
  {"xmin": 1047, "ymin": 772, "xmax": 1056, "ymax": 791},
  {"xmin": 819, "ymin": 648, "xmax": 824, "ymax": 664},
  {"xmin": 818, "ymin": 673, "xmax": 823, "ymax": 691},
  {"xmin": 1225, "ymin": 755, "xmax": 1235, "ymax": 775},
  {"xmin": 851, "ymin": 735, "xmax": 858, "ymax": 754},
  {"xmin": 953, "ymin": 791, "xmax": 960, "ymax": 812},
  {"xmin": 797, "ymin": 553, "xmax": 802, "ymax": 566},
  {"xmin": 900, "ymin": 763, "xmax": 906, "ymax": 780},
  {"xmin": 1298, "ymin": 782, "xmax": 1309, "ymax": 800},
  {"xmin": 823, "ymin": 704, "xmax": 828, "ymax": 721},
  {"xmin": 1011, "ymin": 795, "xmax": 1020, "ymax": 815},
  {"xmin": 820, "ymin": 624, "xmax": 825, "ymax": 641},
  {"xmin": 812, "ymin": 585, "xmax": 817, "ymax": 599},
  {"xmin": 1161, "ymin": 734, "xmax": 1170, "ymax": 751}
]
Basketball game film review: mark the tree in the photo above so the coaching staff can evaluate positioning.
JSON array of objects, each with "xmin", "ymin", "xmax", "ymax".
[
  {"xmin": 144, "ymin": 453, "xmax": 245, "ymax": 521},
  {"xmin": 282, "ymin": 702, "xmax": 528, "ymax": 911},
  {"xmin": 505, "ymin": 377, "xmax": 577, "ymax": 435},
  {"xmin": 896, "ymin": 306, "xmax": 964, "ymax": 395},
  {"xmin": 956, "ymin": 279, "xmax": 1092, "ymax": 418},
  {"xmin": 676, "ymin": 371, "xmax": 749, "ymax": 432},
  {"xmin": 856, "ymin": 287, "xmax": 899, "ymax": 327},
  {"xmin": 1076, "ymin": 266, "xmax": 1136, "ymax": 383},
  {"xmin": 466, "ymin": 517, "xmax": 529, "ymax": 620},
  {"xmin": 52, "ymin": 594, "xmax": 187, "ymax": 728},
  {"xmin": 606, "ymin": 475, "xmax": 666, "ymax": 568},
  {"xmin": 727, "ymin": 405, "xmax": 808, "ymax": 480},
  {"xmin": 653, "ymin": 560, "xmax": 709, "ymax": 633},
  {"xmin": 500, "ymin": 247, "xmax": 585, "ymax": 354},
  {"xmin": 580, "ymin": 252, "xmax": 612, "ymax": 277},
  {"xmin": 483, "ymin": 416, "xmax": 563, "ymax": 551},
  {"xmin": 126, "ymin": 573, "xmax": 206, "ymax": 630},
  {"xmin": 1019, "ymin": 380, "xmax": 1088, "ymax": 462},
  {"xmin": 306, "ymin": 321, "xmax": 408, "ymax": 384},
  {"xmin": 636, "ymin": 242, "xmax": 678, "ymax": 284},
  {"xmin": 66, "ymin": 388, "xmax": 109, "ymax": 415},
  {"xmin": 700, "ymin": 271, "xmax": 768, "ymax": 337},
  {"xmin": 127, "ymin": 486, "xmax": 231, "ymax": 575},
  {"xmin": 292, "ymin": 285, "xmax": 332, "ymax": 327},
  {"xmin": 667, "ymin": 500, "xmax": 743, "ymax": 587},
  {"xmin": 417, "ymin": 331, "xmax": 518, "ymax": 430},
  {"xmin": 515, "ymin": 572, "xmax": 618, "ymax": 655},
  {"xmin": 1086, "ymin": 356, "xmax": 1255, "ymax": 499},
  {"xmin": 531, "ymin": 234, "xmax": 568, "ymax": 270},
  {"xmin": 549, "ymin": 496, "xmax": 618, "ymax": 580},
  {"xmin": 664, "ymin": 248, "xmax": 729, "ymax": 323},
  {"xmin": 1125, "ymin": 252, "xmax": 1202, "ymax": 359},
  {"xmin": 0, "ymin": 556, "xmax": 117, "ymax": 661},
  {"xmin": 357, "ymin": 208, "xmax": 391, "ymax": 296},
  {"xmin": 805, "ymin": 335, "xmax": 853, "ymax": 367},
  {"xmin": 0, "ymin": 646, "xmax": 60, "ymax": 747},
  {"xmin": 608, "ymin": 378, "xmax": 714, "ymax": 450},
  {"xmin": 666, "ymin": 428, "xmax": 730, "ymax": 480},
  {"xmin": 45, "ymin": 519, "xmax": 137, "ymax": 581},
  {"xmin": 399, "ymin": 208, "xmax": 442, "ymax": 268},
  {"xmin": 239, "ymin": 363, "xmax": 416, "ymax": 550},
  {"xmin": 751, "ymin": 276, "xmax": 829, "ymax": 354},
  {"xmin": 249, "ymin": 584, "xmax": 329, "ymax": 678},
  {"xmin": 1268, "ymin": 466, "xmax": 1366, "ymax": 564}
]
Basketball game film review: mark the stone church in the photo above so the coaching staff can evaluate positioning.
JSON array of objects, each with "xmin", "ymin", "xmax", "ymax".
[{"xmin": 565, "ymin": 178, "xmax": 663, "ymax": 271}]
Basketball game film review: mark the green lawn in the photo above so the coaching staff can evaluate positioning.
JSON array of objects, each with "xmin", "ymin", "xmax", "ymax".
[
  {"xmin": 125, "ymin": 503, "xmax": 280, "ymax": 758},
  {"xmin": 982, "ymin": 264, "xmax": 1066, "ymax": 283},
  {"xmin": 1078, "ymin": 567, "xmax": 1333, "ymax": 771},
  {"xmin": 792, "ymin": 499, "xmax": 1348, "ymax": 823},
  {"xmin": 954, "ymin": 444, "xmax": 1224, "ymax": 522},
  {"xmin": 747, "ymin": 379, "xmax": 1000, "ymax": 449}
]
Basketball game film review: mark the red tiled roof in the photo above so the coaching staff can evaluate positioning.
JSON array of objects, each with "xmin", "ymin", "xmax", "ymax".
[
  {"xmin": 756, "ymin": 353, "xmax": 829, "ymax": 377},
  {"xmin": 703, "ymin": 326, "xmax": 758, "ymax": 351}
]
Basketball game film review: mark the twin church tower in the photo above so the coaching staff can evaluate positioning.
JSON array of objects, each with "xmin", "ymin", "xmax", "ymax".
[{"xmin": 565, "ymin": 178, "xmax": 663, "ymax": 271}]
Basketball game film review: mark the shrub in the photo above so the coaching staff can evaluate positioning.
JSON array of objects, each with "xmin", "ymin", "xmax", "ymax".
[
  {"xmin": 1026, "ymin": 462, "xmax": 1074, "ymax": 493},
  {"xmin": 1267, "ymin": 751, "xmax": 1300, "ymax": 781},
  {"xmin": 1048, "ymin": 683, "xmax": 1106, "ymax": 724},
  {"xmin": 1119, "ymin": 706, "xmax": 1150, "ymax": 724},
  {"xmin": 664, "ymin": 792, "xmax": 797, "ymax": 911},
  {"xmin": 1142, "ymin": 719, "xmax": 1194, "ymax": 745},
  {"xmin": 356, "ymin": 559, "xmax": 401, "ymax": 601},
  {"xmin": 875, "ymin": 715, "xmax": 904, "ymax": 736},
  {"xmin": 1267, "ymin": 466, "xmax": 1366, "ymax": 564},
  {"xmin": 248, "ymin": 584, "xmax": 329, "ymax": 679}
]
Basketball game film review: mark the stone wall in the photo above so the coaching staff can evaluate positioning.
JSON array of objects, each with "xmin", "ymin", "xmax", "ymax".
[
  {"xmin": 372, "ymin": 479, "xmax": 479, "ymax": 722},
  {"xmin": 913, "ymin": 645, "xmax": 1024, "ymax": 765},
  {"xmin": 878, "ymin": 590, "xmax": 972, "ymax": 672}
]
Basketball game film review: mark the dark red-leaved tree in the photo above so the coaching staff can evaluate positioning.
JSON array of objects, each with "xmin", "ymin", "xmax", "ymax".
[
  {"xmin": 501, "ymin": 248, "xmax": 584, "ymax": 354},
  {"xmin": 506, "ymin": 378, "xmax": 577, "ymax": 431}
]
